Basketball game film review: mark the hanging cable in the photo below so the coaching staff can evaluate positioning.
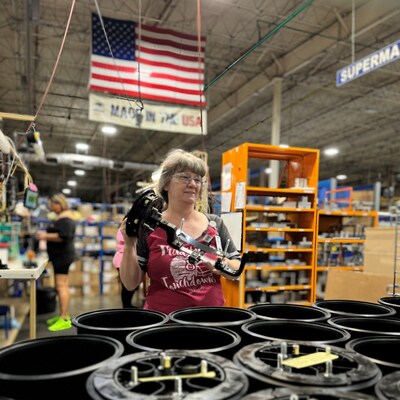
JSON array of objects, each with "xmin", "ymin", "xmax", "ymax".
[
  {"xmin": 204, "ymin": 0, "xmax": 313, "ymax": 90},
  {"xmin": 351, "ymin": 0, "xmax": 355, "ymax": 64},
  {"xmin": 195, "ymin": 0, "xmax": 216, "ymax": 212},
  {"xmin": 196, "ymin": 0, "xmax": 205, "ymax": 137},
  {"xmin": 93, "ymin": 0, "xmax": 143, "ymax": 111},
  {"xmin": 30, "ymin": 0, "xmax": 76, "ymax": 127},
  {"xmin": 136, "ymin": 0, "xmax": 143, "ymax": 106}
]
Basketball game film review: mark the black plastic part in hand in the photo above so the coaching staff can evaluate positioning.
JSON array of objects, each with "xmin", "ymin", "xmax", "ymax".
[
  {"xmin": 214, "ymin": 251, "xmax": 248, "ymax": 278},
  {"xmin": 125, "ymin": 189, "xmax": 164, "ymax": 237}
]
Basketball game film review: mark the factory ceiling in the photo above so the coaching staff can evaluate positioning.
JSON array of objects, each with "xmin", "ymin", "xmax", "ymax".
[{"xmin": 1, "ymin": 0, "xmax": 400, "ymax": 205}]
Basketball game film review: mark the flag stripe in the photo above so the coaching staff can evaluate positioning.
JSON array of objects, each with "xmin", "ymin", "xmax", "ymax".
[
  {"xmin": 138, "ymin": 58, "xmax": 203, "ymax": 74},
  {"xmin": 139, "ymin": 34, "xmax": 203, "ymax": 54},
  {"xmin": 91, "ymin": 66, "xmax": 203, "ymax": 85},
  {"xmin": 92, "ymin": 60, "xmax": 137, "ymax": 73},
  {"xmin": 151, "ymin": 72, "xmax": 202, "ymax": 84},
  {"xmin": 91, "ymin": 73, "xmax": 203, "ymax": 95},
  {"xmin": 90, "ymin": 14, "xmax": 205, "ymax": 107},
  {"xmin": 137, "ymin": 45, "xmax": 205, "ymax": 64},
  {"xmin": 140, "ymin": 23, "xmax": 206, "ymax": 43},
  {"xmin": 89, "ymin": 85, "xmax": 205, "ymax": 107},
  {"xmin": 91, "ymin": 55, "xmax": 203, "ymax": 80}
]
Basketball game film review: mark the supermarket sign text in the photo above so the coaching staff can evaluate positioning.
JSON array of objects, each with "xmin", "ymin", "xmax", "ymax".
[{"xmin": 336, "ymin": 39, "xmax": 400, "ymax": 86}]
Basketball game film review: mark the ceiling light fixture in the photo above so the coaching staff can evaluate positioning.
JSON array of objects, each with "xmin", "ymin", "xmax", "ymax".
[
  {"xmin": 74, "ymin": 169, "xmax": 85, "ymax": 176},
  {"xmin": 76, "ymin": 143, "xmax": 89, "ymax": 152},
  {"xmin": 324, "ymin": 147, "xmax": 339, "ymax": 156},
  {"xmin": 67, "ymin": 180, "xmax": 77, "ymax": 187},
  {"xmin": 264, "ymin": 167, "xmax": 272, "ymax": 174},
  {"xmin": 336, "ymin": 174, "xmax": 347, "ymax": 180},
  {"xmin": 62, "ymin": 188, "xmax": 71, "ymax": 195},
  {"xmin": 101, "ymin": 126, "xmax": 117, "ymax": 135}
]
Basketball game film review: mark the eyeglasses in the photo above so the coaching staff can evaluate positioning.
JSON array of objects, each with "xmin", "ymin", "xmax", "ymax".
[{"xmin": 173, "ymin": 174, "xmax": 203, "ymax": 185}]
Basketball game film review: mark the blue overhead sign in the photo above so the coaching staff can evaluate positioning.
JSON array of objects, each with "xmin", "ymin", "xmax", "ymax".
[{"xmin": 336, "ymin": 39, "xmax": 400, "ymax": 86}]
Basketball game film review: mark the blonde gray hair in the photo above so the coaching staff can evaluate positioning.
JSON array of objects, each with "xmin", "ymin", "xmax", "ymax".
[
  {"xmin": 49, "ymin": 193, "xmax": 70, "ymax": 211},
  {"xmin": 156, "ymin": 149, "xmax": 207, "ymax": 205}
]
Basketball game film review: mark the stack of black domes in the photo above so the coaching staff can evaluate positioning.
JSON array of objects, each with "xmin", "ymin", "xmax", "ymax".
[{"xmin": 0, "ymin": 298, "xmax": 399, "ymax": 399}]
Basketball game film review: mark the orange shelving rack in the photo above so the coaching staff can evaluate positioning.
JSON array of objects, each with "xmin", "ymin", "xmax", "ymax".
[{"xmin": 220, "ymin": 143, "xmax": 320, "ymax": 308}]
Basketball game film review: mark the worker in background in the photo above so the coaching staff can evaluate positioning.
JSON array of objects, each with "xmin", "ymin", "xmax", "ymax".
[
  {"xmin": 117, "ymin": 149, "xmax": 241, "ymax": 314},
  {"xmin": 113, "ymin": 229, "xmax": 137, "ymax": 307},
  {"xmin": 36, "ymin": 193, "xmax": 76, "ymax": 331}
]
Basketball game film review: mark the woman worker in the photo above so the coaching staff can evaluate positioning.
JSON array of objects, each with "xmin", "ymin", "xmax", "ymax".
[{"xmin": 116, "ymin": 149, "xmax": 241, "ymax": 314}]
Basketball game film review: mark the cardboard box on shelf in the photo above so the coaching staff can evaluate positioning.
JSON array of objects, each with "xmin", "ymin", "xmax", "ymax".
[
  {"xmin": 69, "ymin": 271, "xmax": 83, "ymax": 286},
  {"xmin": 0, "ymin": 280, "xmax": 8, "ymax": 295},
  {"xmin": 364, "ymin": 227, "xmax": 396, "ymax": 276},
  {"xmin": 69, "ymin": 286, "xmax": 83, "ymax": 298},
  {"xmin": 364, "ymin": 227, "xmax": 395, "ymax": 254},
  {"xmin": 352, "ymin": 190, "xmax": 374, "ymax": 202},
  {"xmin": 84, "ymin": 225, "xmax": 99, "ymax": 236},
  {"xmin": 82, "ymin": 272, "xmax": 100, "ymax": 285},
  {"xmin": 77, "ymin": 204, "xmax": 93, "ymax": 218},
  {"xmin": 101, "ymin": 212, "xmax": 112, "ymax": 221},
  {"xmin": 112, "ymin": 214, "xmax": 125, "ymax": 223},
  {"xmin": 102, "ymin": 239, "xmax": 117, "ymax": 251},
  {"xmin": 102, "ymin": 282, "xmax": 120, "ymax": 295},
  {"xmin": 82, "ymin": 259, "xmax": 100, "ymax": 273},
  {"xmin": 83, "ymin": 283, "xmax": 100, "ymax": 297},
  {"xmin": 325, "ymin": 269, "xmax": 393, "ymax": 303},
  {"xmin": 102, "ymin": 225, "xmax": 119, "ymax": 237},
  {"xmin": 40, "ymin": 272, "xmax": 55, "ymax": 288},
  {"xmin": 70, "ymin": 260, "xmax": 83, "ymax": 272},
  {"xmin": 103, "ymin": 259, "xmax": 114, "ymax": 272}
]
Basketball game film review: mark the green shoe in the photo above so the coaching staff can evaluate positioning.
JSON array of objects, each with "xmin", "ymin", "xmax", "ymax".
[
  {"xmin": 46, "ymin": 315, "xmax": 61, "ymax": 326},
  {"xmin": 46, "ymin": 314, "xmax": 70, "ymax": 326},
  {"xmin": 48, "ymin": 317, "xmax": 72, "ymax": 332}
]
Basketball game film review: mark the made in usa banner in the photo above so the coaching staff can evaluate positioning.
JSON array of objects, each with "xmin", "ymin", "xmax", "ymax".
[{"xmin": 89, "ymin": 93, "xmax": 207, "ymax": 135}]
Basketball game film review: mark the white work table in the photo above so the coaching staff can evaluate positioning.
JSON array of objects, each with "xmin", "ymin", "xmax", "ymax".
[{"xmin": 0, "ymin": 257, "xmax": 48, "ymax": 339}]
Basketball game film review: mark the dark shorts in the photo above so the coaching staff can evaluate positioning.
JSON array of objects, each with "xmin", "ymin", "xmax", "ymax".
[{"xmin": 51, "ymin": 258, "xmax": 74, "ymax": 275}]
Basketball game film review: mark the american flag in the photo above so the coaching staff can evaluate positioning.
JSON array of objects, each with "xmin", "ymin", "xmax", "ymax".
[{"xmin": 89, "ymin": 14, "xmax": 206, "ymax": 108}]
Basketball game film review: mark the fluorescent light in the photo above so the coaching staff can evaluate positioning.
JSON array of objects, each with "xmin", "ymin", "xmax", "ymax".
[
  {"xmin": 74, "ymin": 169, "xmax": 85, "ymax": 176},
  {"xmin": 336, "ymin": 174, "xmax": 347, "ymax": 180},
  {"xmin": 264, "ymin": 167, "xmax": 272, "ymax": 174},
  {"xmin": 101, "ymin": 125, "xmax": 117, "ymax": 135},
  {"xmin": 62, "ymin": 188, "xmax": 71, "ymax": 195},
  {"xmin": 76, "ymin": 143, "xmax": 89, "ymax": 151},
  {"xmin": 67, "ymin": 180, "xmax": 77, "ymax": 187},
  {"xmin": 324, "ymin": 147, "xmax": 339, "ymax": 156}
]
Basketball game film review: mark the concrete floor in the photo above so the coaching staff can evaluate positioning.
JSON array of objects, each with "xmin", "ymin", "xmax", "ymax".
[{"xmin": 15, "ymin": 292, "xmax": 142, "ymax": 342}]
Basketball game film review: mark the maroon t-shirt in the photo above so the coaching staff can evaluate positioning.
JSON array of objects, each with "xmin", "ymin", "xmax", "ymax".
[{"xmin": 141, "ymin": 224, "xmax": 225, "ymax": 314}]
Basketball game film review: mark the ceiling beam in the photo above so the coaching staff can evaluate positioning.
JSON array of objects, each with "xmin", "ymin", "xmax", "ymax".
[{"xmin": 208, "ymin": 0, "xmax": 400, "ymax": 127}]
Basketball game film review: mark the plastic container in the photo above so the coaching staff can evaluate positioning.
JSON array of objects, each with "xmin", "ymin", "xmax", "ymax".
[
  {"xmin": 328, "ymin": 316, "xmax": 400, "ymax": 339},
  {"xmin": 0, "ymin": 335, "xmax": 124, "ymax": 399},
  {"xmin": 169, "ymin": 306, "xmax": 257, "ymax": 336},
  {"xmin": 71, "ymin": 308, "xmax": 169, "ymax": 353},
  {"xmin": 378, "ymin": 296, "xmax": 400, "ymax": 318},
  {"xmin": 241, "ymin": 320, "xmax": 350, "ymax": 347},
  {"xmin": 313, "ymin": 299, "xmax": 395, "ymax": 318},
  {"xmin": 248, "ymin": 303, "xmax": 331, "ymax": 322},
  {"xmin": 126, "ymin": 324, "xmax": 241, "ymax": 360}
]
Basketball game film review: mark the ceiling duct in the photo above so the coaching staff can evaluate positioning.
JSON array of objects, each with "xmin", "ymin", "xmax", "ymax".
[{"xmin": 22, "ymin": 152, "xmax": 158, "ymax": 172}]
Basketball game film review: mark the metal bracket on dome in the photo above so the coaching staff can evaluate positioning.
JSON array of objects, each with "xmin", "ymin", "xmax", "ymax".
[{"xmin": 125, "ymin": 188, "xmax": 247, "ymax": 277}]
